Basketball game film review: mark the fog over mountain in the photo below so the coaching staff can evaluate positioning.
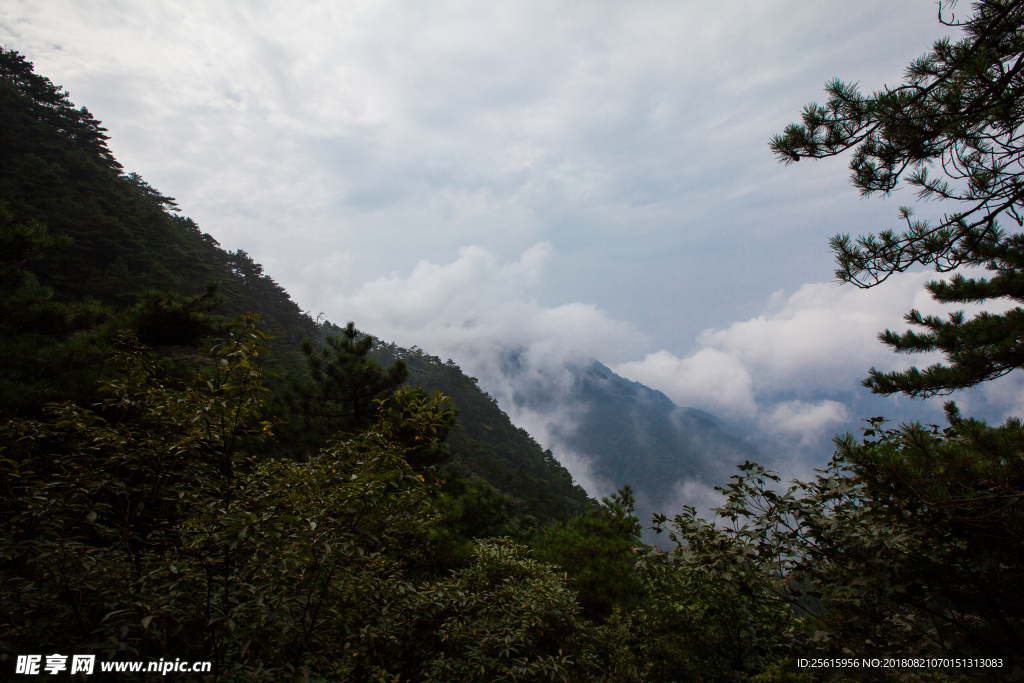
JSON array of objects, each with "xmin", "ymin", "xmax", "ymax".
[
  {"xmin": 328, "ymin": 243, "xmax": 1024, "ymax": 520},
  {"xmin": 537, "ymin": 361, "xmax": 757, "ymax": 536}
]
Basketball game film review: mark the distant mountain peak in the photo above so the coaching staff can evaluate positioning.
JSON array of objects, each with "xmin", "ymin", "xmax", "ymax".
[{"xmin": 546, "ymin": 360, "xmax": 759, "ymax": 537}]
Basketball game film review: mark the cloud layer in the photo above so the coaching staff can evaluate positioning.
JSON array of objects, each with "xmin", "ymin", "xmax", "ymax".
[
  {"xmin": 615, "ymin": 270, "xmax": 1022, "ymax": 462},
  {"xmin": 315, "ymin": 245, "xmax": 1023, "ymax": 506},
  {"xmin": 1, "ymin": 0, "xmax": 960, "ymax": 352},
  {"xmin": 616, "ymin": 274, "xmax": 946, "ymax": 421},
  {"xmin": 328, "ymin": 242, "xmax": 644, "ymax": 409}
]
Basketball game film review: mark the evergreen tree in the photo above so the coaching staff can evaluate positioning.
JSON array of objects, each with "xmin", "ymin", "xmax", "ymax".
[
  {"xmin": 532, "ymin": 485, "xmax": 642, "ymax": 622},
  {"xmin": 766, "ymin": 7, "xmax": 1024, "ymax": 669},
  {"xmin": 280, "ymin": 322, "xmax": 410, "ymax": 455},
  {"xmin": 0, "ymin": 202, "xmax": 108, "ymax": 414},
  {"xmin": 772, "ymin": 0, "xmax": 1024, "ymax": 397},
  {"xmin": 125, "ymin": 284, "xmax": 224, "ymax": 348}
]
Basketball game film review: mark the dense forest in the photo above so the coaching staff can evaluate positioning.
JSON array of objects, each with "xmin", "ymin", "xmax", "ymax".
[{"xmin": 2, "ymin": 1, "xmax": 1024, "ymax": 680}]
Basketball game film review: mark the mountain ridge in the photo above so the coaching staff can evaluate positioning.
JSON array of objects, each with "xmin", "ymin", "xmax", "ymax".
[{"xmin": 539, "ymin": 359, "xmax": 758, "ymax": 534}]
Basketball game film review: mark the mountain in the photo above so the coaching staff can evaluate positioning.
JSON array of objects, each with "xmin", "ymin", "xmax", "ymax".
[
  {"xmin": 515, "ymin": 360, "xmax": 758, "ymax": 534},
  {"xmin": 0, "ymin": 49, "xmax": 319, "ymax": 393},
  {"xmin": 0, "ymin": 47, "xmax": 591, "ymax": 525}
]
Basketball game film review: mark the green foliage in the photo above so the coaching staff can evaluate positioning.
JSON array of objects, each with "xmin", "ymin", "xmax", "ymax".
[
  {"xmin": 0, "ymin": 48, "xmax": 119, "ymax": 173},
  {"xmin": 0, "ymin": 49, "xmax": 606, "ymax": 676},
  {"xmin": 832, "ymin": 407, "xmax": 1024, "ymax": 666},
  {"xmin": 0, "ymin": 324, "xmax": 593, "ymax": 681},
  {"xmin": 376, "ymin": 386, "xmax": 458, "ymax": 470},
  {"xmin": 369, "ymin": 538, "xmax": 585, "ymax": 682},
  {"xmin": 0, "ymin": 318, "xmax": 275, "ymax": 670},
  {"xmin": 650, "ymin": 426, "xmax": 1024, "ymax": 680},
  {"xmin": 772, "ymin": 0, "xmax": 1024, "ymax": 397},
  {"xmin": 125, "ymin": 283, "xmax": 224, "ymax": 348},
  {"xmin": 0, "ymin": 201, "xmax": 109, "ymax": 413},
  {"xmin": 278, "ymin": 322, "xmax": 410, "ymax": 456},
  {"xmin": 533, "ymin": 486, "xmax": 641, "ymax": 622},
  {"xmin": 299, "ymin": 319, "xmax": 407, "ymax": 430},
  {"xmin": 590, "ymin": 561, "xmax": 806, "ymax": 683},
  {"xmin": 431, "ymin": 475, "xmax": 510, "ymax": 541},
  {"xmin": 21, "ymin": 34, "xmax": 1024, "ymax": 683}
]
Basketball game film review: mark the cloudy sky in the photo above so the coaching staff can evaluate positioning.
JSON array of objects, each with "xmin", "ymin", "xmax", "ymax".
[{"xmin": 4, "ymin": 0, "xmax": 1019, "ymax": 490}]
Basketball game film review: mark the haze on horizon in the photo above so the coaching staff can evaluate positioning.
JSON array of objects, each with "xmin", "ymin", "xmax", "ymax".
[{"xmin": 4, "ymin": 0, "xmax": 1019, "ymax": 497}]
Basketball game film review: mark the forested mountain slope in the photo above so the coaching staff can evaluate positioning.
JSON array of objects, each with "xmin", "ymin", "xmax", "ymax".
[
  {"xmin": 0, "ymin": 49, "xmax": 318, "ymax": 379},
  {"xmin": 0, "ymin": 36, "xmax": 723, "ymax": 527},
  {"xmin": 0, "ymin": 47, "xmax": 590, "ymax": 524},
  {"xmin": 509, "ymin": 360, "xmax": 756, "ymax": 532},
  {"xmin": 570, "ymin": 362, "xmax": 754, "ymax": 506},
  {"xmin": 367, "ymin": 336, "xmax": 593, "ymax": 523}
]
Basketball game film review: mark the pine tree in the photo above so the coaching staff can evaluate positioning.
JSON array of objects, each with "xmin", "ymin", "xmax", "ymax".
[
  {"xmin": 772, "ymin": 0, "xmax": 1024, "ymax": 397},
  {"xmin": 0, "ymin": 202, "xmax": 107, "ymax": 413},
  {"xmin": 280, "ymin": 322, "xmax": 410, "ymax": 455},
  {"xmin": 766, "ymin": 4, "xmax": 1024, "ymax": 666},
  {"xmin": 532, "ymin": 485, "xmax": 642, "ymax": 622}
]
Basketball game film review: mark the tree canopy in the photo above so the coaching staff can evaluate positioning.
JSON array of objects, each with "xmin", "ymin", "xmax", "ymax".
[{"xmin": 772, "ymin": 0, "xmax": 1024, "ymax": 397}]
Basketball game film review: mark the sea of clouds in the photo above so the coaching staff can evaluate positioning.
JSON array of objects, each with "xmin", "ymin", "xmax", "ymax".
[{"xmin": 318, "ymin": 242, "xmax": 1024, "ymax": 515}]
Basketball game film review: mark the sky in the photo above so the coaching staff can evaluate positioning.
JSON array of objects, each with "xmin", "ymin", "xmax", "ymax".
[{"xmin": 4, "ymin": 0, "xmax": 1020, "ymax": 497}]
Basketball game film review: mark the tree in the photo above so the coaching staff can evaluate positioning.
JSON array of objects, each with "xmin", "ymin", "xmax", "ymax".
[
  {"xmin": 834, "ymin": 409, "xmax": 1024, "ymax": 663},
  {"xmin": 0, "ymin": 201, "xmax": 108, "ymax": 413},
  {"xmin": 771, "ymin": 0, "xmax": 1024, "ymax": 397},
  {"xmin": 592, "ymin": 553, "xmax": 804, "ymax": 683},
  {"xmin": 279, "ymin": 322, "xmax": 409, "ymax": 455},
  {"xmin": 653, "ymin": 439, "xmax": 1024, "ymax": 677},
  {"xmin": 765, "ymin": 6, "xmax": 1024, "ymax": 673},
  {"xmin": 532, "ymin": 486, "xmax": 642, "ymax": 622}
]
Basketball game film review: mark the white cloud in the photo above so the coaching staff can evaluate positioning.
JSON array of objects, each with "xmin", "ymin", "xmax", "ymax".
[
  {"xmin": 699, "ymin": 275, "xmax": 935, "ymax": 394},
  {"xmin": 614, "ymin": 269, "xmax": 1016, "ymax": 415},
  {"xmin": 761, "ymin": 400, "xmax": 849, "ymax": 445},
  {"xmin": 665, "ymin": 479, "xmax": 727, "ymax": 524},
  {"xmin": 293, "ymin": 250, "xmax": 355, "ymax": 313},
  {"xmin": 614, "ymin": 348, "xmax": 756, "ymax": 417},
  {"xmin": 325, "ymin": 241, "xmax": 644, "ymax": 419},
  {"xmin": 612, "ymin": 268, "xmax": 1024, "ymax": 469}
]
